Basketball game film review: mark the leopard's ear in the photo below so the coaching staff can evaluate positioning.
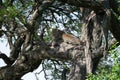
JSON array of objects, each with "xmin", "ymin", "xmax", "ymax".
[{"xmin": 52, "ymin": 28, "xmax": 64, "ymax": 40}]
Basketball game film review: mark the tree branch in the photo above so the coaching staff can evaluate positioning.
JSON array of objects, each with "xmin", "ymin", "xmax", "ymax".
[
  {"xmin": 29, "ymin": 0, "xmax": 54, "ymax": 27},
  {"xmin": 0, "ymin": 37, "xmax": 24, "ymax": 66},
  {"xmin": 110, "ymin": 12, "xmax": 120, "ymax": 42},
  {"xmin": 9, "ymin": 36, "xmax": 24, "ymax": 64},
  {"xmin": 0, "ymin": 53, "xmax": 14, "ymax": 66},
  {"xmin": 57, "ymin": 0, "xmax": 105, "ymax": 10}
]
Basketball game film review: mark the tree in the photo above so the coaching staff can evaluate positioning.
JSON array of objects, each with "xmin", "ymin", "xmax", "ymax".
[{"xmin": 0, "ymin": 0, "xmax": 119, "ymax": 80}]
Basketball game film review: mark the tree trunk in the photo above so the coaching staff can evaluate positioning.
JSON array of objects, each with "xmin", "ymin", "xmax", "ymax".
[
  {"xmin": 68, "ymin": 48, "xmax": 86, "ymax": 80},
  {"xmin": 68, "ymin": 4, "xmax": 108, "ymax": 79}
]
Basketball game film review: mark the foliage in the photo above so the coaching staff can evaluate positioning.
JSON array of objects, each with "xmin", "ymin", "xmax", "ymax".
[{"xmin": 88, "ymin": 43, "xmax": 120, "ymax": 80}]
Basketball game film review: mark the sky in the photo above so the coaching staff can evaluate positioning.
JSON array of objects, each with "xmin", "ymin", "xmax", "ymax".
[{"xmin": 0, "ymin": 37, "xmax": 45, "ymax": 80}]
